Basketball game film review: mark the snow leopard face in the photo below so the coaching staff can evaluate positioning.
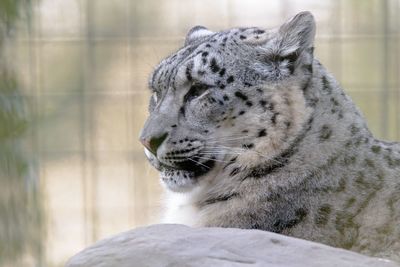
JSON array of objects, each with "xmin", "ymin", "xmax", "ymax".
[{"xmin": 140, "ymin": 12, "xmax": 315, "ymax": 192}]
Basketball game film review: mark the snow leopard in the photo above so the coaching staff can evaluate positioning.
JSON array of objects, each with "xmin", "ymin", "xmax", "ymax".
[{"xmin": 139, "ymin": 12, "xmax": 400, "ymax": 261}]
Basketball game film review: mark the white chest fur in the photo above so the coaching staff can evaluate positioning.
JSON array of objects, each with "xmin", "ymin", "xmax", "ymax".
[{"xmin": 161, "ymin": 190, "xmax": 201, "ymax": 226}]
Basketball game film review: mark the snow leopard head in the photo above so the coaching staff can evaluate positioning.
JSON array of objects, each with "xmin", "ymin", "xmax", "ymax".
[{"xmin": 140, "ymin": 12, "xmax": 315, "ymax": 192}]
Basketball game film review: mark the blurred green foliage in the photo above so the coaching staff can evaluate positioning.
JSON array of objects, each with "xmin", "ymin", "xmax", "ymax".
[
  {"xmin": 0, "ymin": 0, "xmax": 21, "ymax": 26},
  {"xmin": 0, "ymin": 72, "xmax": 27, "ymax": 139},
  {"xmin": 0, "ymin": 0, "xmax": 43, "ymax": 265}
]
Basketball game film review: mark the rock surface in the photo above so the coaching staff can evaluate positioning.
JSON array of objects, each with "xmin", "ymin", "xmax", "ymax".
[{"xmin": 66, "ymin": 224, "xmax": 399, "ymax": 267}]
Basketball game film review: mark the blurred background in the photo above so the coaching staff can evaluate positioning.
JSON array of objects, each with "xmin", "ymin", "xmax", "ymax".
[{"xmin": 0, "ymin": 0, "xmax": 399, "ymax": 266}]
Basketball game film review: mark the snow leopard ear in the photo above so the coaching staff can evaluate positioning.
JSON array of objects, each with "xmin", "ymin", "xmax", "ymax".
[
  {"xmin": 185, "ymin": 26, "xmax": 214, "ymax": 46},
  {"xmin": 272, "ymin": 11, "xmax": 316, "ymax": 58}
]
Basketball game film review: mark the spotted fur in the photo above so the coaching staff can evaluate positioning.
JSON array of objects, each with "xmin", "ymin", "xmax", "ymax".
[{"xmin": 140, "ymin": 12, "xmax": 400, "ymax": 262}]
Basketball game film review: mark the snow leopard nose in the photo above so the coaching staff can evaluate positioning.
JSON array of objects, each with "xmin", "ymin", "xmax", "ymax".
[{"xmin": 140, "ymin": 132, "xmax": 168, "ymax": 156}]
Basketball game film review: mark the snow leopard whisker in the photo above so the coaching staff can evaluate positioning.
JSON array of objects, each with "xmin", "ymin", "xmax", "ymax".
[
  {"xmin": 206, "ymin": 136, "xmax": 252, "ymax": 143},
  {"xmin": 205, "ymin": 150, "xmax": 244, "ymax": 156},
  {"xmin": 186, "ymin": 157, "xmax": 211, "ymax": 169},
  {"xmin": 201, "ymin": 152, "xmax": 243, "ymax": 157},
  {"xmin": 193, "ymin": 156, "xmax": 231, "ymax": 163},
  {"xmin": 204, "ymin": 145, "xmax": 288, "ymax": 165}
]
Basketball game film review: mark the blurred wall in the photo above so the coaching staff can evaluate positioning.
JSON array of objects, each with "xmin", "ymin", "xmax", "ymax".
[{"xmin": 2, "ymin": 0, "xmax": 399, "ymax": 266}]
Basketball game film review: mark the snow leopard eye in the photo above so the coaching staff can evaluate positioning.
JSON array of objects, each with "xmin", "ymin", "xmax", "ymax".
[
  {"xmin": 152, "ymin": 92, "xmax": 158, "ymax": 103},
  {"xmin": 184, "ymin": 82, "xmax": 210, "ymax": 102},
  {"xmin": 148, "ymin": 91, "xmax": 159, "ymax": 112}
]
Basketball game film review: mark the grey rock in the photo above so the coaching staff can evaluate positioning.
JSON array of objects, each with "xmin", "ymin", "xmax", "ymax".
[{"xmin": 66, "ymin": 224, "xmax": 400, "ymax": 267}]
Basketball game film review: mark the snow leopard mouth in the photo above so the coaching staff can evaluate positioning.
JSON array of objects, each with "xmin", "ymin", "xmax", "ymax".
[
  {"xmin": 158, "ymin": 158, "xmax": 215, "ymax": 192},
  {"xmin": 143, "ymin": 147, "xmax": 216, "ymax": 191},
  {"xmin": 159, "ymin": 158, "xmax": 215, "ymax": 178}
]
